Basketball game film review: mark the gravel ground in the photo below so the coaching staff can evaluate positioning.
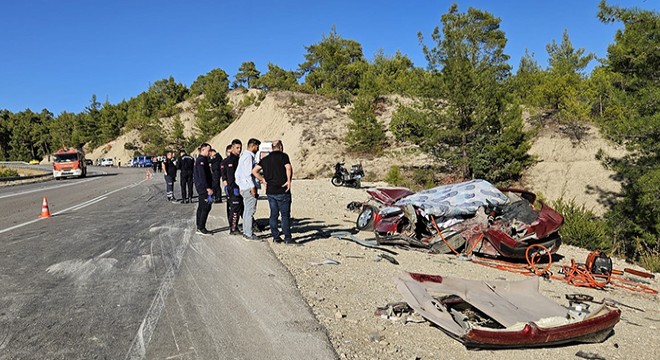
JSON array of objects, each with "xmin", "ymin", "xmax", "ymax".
[{"xmin": 255, "ymin": 179, "xmax": 659, "ymax": 360}]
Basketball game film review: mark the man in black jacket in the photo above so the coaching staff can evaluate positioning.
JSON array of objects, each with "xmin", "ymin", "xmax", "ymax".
[
  {"xmin": 162, "ymin": 151, "xmax": 177, "ymax": 202},
  {"xmin": 209, "ymin": 149, "xmax": 223, "ymax": 204},
  {"xmin": 194, "ymin": 143, "xmax": 214, "ymax": 235},
  {"xmin": 221, "ymin": 139, "xmax": 242, "ymax": 235},
  {"xmin": 178, "ymin": 149, "xmax": 195, "ymax": 203}
]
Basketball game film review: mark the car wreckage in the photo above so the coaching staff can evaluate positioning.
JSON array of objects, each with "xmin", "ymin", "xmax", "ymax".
[
  {"xmin": 352, "ymin": 179, "xmax": 563, "ymax": 259},
  {"xmin": 394, "ymin": 272, "xmax": 621, "ymax": 349}
]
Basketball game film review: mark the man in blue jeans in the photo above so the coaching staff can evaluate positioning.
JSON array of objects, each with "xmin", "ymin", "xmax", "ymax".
[{"xmin": 252, "ymin": 140, "xmax": 293, "ymax": 243}]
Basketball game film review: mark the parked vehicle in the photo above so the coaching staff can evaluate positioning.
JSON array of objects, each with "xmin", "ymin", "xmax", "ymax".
[
  {"xmin": 52, "ymin": 148, "xmax": 87, "ymax": 179},
  {"xmin": 84, "ymin": 159, "xmax": 93, "ymax": 166},
  {"xmin": 353, "ymin": 179, "xmax": 563, "ymax": 259},
  {"xmin": 331, "ymin": 162, "xmax": 364, "ymax": 188},
  {"xmin": 100, "ymin": 158, "xmax": 114, "ymax": 167},
  {"xmin": 132, "ymin": 155, "xmax": 153, "ymax": 168},
  {"xmin": 256, "ymin": 141, "xmax": 273, "ymax": 163}
]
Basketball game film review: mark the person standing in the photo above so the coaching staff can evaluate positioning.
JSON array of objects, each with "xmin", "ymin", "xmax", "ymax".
[
  {"xmin": 220, "ymin": 144, "xmax": 233, "ymax": 220},
  {"xmin": 178, "ymin": 149, "xmax": 195, "ymax": 203},
  {"xmin": 209, "ymin": 149, "xmax": 223, "ymax": 204},
  {"xmin": 221, "ymin": 139, "xmax": 243, "ymax": 235},
  {"xmin": 193, "ymin": 143, "xmax": 214, "ymax": 235},
  {"xmin": 236, "ymin": 138, "xmax": 261, "ymax": 241},
  {"xmin": 252, "ymin": 140, "xmax": 293, "ymax": 244},
  {"xmin": 162, "ymin": 151, "xmax": 178, "ymax": 202}
]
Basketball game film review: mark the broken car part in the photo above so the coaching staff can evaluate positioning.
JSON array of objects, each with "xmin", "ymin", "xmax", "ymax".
[{"xmin": 394, "ymin": 272, "xmax": 620, "ymax": 349}]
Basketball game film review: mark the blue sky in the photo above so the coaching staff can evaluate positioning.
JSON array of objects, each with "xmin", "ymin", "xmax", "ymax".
[{"xmin": 1, "ymin": 0, "xmax": 656, "ymax": 115}]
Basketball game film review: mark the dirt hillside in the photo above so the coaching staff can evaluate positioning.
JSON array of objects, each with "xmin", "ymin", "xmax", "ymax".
[
  {"xmin": 523, "ymin": 125, "xmax": 627, "ymax": 215},
  {"xmin": 208, "ymin": 91, "xmax": 432, "ymax": 179}
]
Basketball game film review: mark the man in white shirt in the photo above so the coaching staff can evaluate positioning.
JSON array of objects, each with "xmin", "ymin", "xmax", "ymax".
[{"xmin": 235, "ymin": 138, "xmax": 261, "ymax": 241}]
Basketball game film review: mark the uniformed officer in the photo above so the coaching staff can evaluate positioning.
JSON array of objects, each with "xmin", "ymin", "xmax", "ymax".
[
  {"xmin": 194, "ymin": 143, "xmax": 214, "ymax": 235},
  {"xmin": 178, "ymin": 149, "xmax": 195, "ymax": 203},
  {"xmin": 221, "ymin": 139, "xmax": 243, "ymax": 235}
]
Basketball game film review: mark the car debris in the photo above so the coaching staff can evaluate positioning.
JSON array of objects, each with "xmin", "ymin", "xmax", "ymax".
[
  {"xmin": 575, "ymin": 350, "xmax": 606, "ymax": 360},
  {"xmin": 566, "ymin": 293, "xmax": 645, "ymax": 312},
  {"xmin": 393, "ymin": 272, "xmax": 621, "ymax": 349},
  {"xmin": 331, "ymin": 231, "xmax": 398, "ymax": 255},
  {"xmin": 374, "ymin": 253, "xmax": 399, "ymax": 265},
  {"xmin": 353, "ymin": 179, "xmax": 563, "ymax": 259},
  {"xmin": 374, "ymin": 302, "xmax": 424, "ymax": 323},
  {"xmin": 310, "ymin": 258, "xmax": 341, "ymax": 266}
]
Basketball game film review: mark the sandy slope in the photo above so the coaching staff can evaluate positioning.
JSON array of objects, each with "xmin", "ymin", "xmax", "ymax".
[{"xmin": 524, "ymin": 125, "xmax": 627, "ymax": 215}]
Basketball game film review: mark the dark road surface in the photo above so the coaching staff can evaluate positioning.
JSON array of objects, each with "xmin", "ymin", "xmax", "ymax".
[{"xmin": 0, "ymin": 167, "xmax": 335, "ymax": 359}]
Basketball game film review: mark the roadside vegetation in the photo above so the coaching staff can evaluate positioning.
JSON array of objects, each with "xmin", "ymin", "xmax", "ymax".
[
  {"xmin": 0, "ymin": 166, "xmax": 19, "ymax": 178},
  {"xmin": 0, "ymin": 1, "xmax": 656, "ymax": 269}
]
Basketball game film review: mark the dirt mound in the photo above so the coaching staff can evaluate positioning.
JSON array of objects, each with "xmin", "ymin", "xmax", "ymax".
[
  {"xmin": 209, "ymin": 91, "xmax": 431, "ymax": 179},
  {"xmin": 523, "ymin": 125, "xmax": 626, "ymax": 215}
]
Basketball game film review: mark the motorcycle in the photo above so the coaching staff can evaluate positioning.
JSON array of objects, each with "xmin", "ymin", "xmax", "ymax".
[
  {"xmin": 332, "ymin": 162, "xmax": 364, "ymax": 188},
  {"xmin": 352, "ymin": 180, "xmax": 564, "ymax": 259}
]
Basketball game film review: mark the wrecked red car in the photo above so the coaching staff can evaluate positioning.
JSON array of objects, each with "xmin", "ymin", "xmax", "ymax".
[
  {"xmin": 354, "ymin": 179, "xmax": 563, "ymax": 259},
  {"xmin": 394, "ymin": 272, "xmax": 621, "ymax": 349}
]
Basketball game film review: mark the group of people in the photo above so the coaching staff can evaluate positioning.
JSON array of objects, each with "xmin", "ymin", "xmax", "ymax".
[{"xmin": 163, "ymin": 139, "xmax": 293, "ymax": 244}]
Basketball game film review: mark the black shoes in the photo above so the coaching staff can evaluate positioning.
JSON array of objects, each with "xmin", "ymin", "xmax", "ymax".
[
  {"xmin": 243, "ymin": 234, "xmax": 262, "ymax": 242},
  {"xmin": 229, "ymin": 230, "xmax": 241, "ymax": 236},
  {"xmin": 196, "ymin": 228, "xmax": 212, "ymax": 236},
  {"xmin": 273, "ymin": 236, "xmax": 294, "ymax": 244}
]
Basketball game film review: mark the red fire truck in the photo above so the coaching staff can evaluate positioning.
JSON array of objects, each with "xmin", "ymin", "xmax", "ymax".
[{"xmin": 52, "ymin": 148, "xmax": 87, "ymax": 180}]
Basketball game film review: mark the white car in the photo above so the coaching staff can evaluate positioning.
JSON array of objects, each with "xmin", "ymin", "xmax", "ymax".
[{"xmin": 100, "ymin": 158, "xmax": 114, "ymax": 167}]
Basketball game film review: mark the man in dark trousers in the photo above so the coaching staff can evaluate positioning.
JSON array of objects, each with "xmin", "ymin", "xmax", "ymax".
[
  {"xmin": 209, "ymin": 148, "xmax": 223, "ymax": 203},
  {"xmin": 162, "ymin": 151, "xmax": 178, "ymax": 202},
  {"xmin": 177, "ymin": 149, "xmax": 195, "ymax": 203},
  {"xmin": 221, "ymin": 139, "xmax": 242, "ymax": 235},
  {"xmin": 220, "ymin": 144, "xmax": 232, "ymax": 219},
  {"xmin": 252, "ymin": 140, "xmax": 293, "ymax": 243},
  {"xmin": 193, "ymin": 143, "xmax": 214, "ymax": 235}
]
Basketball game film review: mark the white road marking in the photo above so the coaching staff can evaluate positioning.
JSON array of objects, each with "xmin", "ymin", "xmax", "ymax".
[
  {"xmin": 0, "ymin": 177, "xmax": 100, "ymax": 200},
  {"xmin": 0, "ymin": 179, "xmax": 146, "ymax": 235}
]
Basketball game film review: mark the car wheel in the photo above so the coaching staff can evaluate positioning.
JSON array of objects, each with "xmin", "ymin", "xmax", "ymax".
[
  {"xmin": 331, "ymin": 176, "xmax": 343, "ymax": 187},
  {"xmin": 356, "ymin": 205, "xmax": 376, "ymax": 231}
]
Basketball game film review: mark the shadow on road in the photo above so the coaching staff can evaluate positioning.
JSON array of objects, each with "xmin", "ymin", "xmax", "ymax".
[{"xmin": 86, "ymin": 172, "xmax": 118, "ymax": 178}]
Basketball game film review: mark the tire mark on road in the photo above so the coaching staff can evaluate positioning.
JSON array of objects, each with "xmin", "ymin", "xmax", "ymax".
[{"xmin": 124, "ymin": 220, "xmax": 193, "ymax": 360}]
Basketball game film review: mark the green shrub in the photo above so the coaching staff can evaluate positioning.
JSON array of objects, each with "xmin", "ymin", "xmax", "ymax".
[
  {"xmin": 412, "ymin": 168, "xmax": 435, "ymax": 188},
  {"xmin": 552, "ymin": 197, "xmax": 610, "ymax": 251},
  {"xmin": 639, "ymin": 251, "xmax": 660, "ymax": 273},
  {"xmin": 0, "ymin": 166, "xmax": 19, "ymax": 177},
  {"xmin": 288, "ymin": 96, "xmax": 305, "ymax": 106},
  {"xmin": 239, "ymin": 94, "xmax": 256, "ymax": 108},
  {"xmin": 384, "ymin": 166, "xmax": 404, "ymax": 186}
]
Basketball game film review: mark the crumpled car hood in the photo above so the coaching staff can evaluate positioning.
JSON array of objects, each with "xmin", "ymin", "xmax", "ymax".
[{"xmin": 394, "ymin": 272, "xmax": 621, "ymax": 349}]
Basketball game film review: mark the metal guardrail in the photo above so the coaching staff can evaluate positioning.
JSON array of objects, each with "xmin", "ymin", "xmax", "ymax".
[{"xmin": 0, "ymin": 161, "xmax": 31, "ymax": 168}]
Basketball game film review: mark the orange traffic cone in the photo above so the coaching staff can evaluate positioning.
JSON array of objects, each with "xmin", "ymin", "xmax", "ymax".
[
  {"xmin": 39, "ymin": 196, "xmax": 52, "ymax": 218},
  {"xmin": 146, "ymin": 169, "xmax": 152, "ymax": 180}
]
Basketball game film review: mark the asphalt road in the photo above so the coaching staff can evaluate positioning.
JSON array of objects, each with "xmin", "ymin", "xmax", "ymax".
[{"xmin": 0, "ymin": 167, "xmax": 336, "ymax": 359}]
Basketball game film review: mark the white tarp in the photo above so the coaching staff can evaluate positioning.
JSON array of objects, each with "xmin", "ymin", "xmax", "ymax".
[{"xmin": 394, "ymin": 179, "xmax": 509, "ymax": 218}]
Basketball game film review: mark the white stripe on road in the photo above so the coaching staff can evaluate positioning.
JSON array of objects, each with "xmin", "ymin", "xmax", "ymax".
[
  {"xmin": 0, "ymin": 179, "xmax": 146, "ymax": 235},
  {"xmin": 0, "ymin": 177, "xmax": 100, "ymax": 200}
]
